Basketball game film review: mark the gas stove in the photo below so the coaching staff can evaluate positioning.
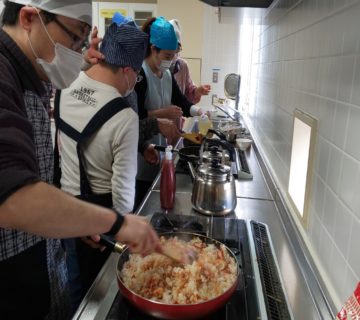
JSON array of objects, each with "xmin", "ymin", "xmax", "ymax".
[{"xmin": 105, "ymin": 213, "xmax": 292, "ymax": 320}]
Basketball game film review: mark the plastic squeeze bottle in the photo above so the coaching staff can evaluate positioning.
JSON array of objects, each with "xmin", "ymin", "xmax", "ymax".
[
  {"xmin": 160, "ymin": 146, "xmax": 176, "ymax": 209},
  {"xmin": 198, "ymin": 113, "xmax": 213, "ymax": 136}
]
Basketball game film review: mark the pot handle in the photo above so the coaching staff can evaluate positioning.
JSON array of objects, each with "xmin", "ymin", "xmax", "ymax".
[
  {"xmin": 99, "ymin": 235, "xmax": 126, "ymax": 254},
  {"xmin": 206, "ymin": 128, "xmax": 227, "ymax": 141},
  {"xmin": 153, "ymin": 145, "xmax": 178, "ymax": 153},
  {"xmin": 187, "ymin": 161, "xmax": 196, "ymax": 181},
  {"xmin": 203, "ymin": 138, "xmax": 236, "ymax": 162}
]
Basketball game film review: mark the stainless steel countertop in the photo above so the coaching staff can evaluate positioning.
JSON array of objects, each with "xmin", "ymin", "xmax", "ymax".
[{"xmin": 73, "ymin": 134, "xmax": 334, "ymax": 320}]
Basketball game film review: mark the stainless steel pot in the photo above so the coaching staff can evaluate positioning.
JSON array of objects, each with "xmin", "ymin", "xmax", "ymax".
[
  {"xmin": 217, "ymin": 121, "xmax": 243, "ymax": 143},
  {"xmin": 211, "ymin": 120, "xmax": 244, "ymax": 143},
  {"xmin": 188, "ymin": 139, "xmax": 237, "ymax": 216},
  {"xmin": 202, "ymin": 129, "xmax": 230, "ymax": 164}
]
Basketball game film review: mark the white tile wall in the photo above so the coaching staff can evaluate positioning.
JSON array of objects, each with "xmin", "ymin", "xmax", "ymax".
[
  {"xmin": 245, "ymin": 0, "xmax": 360, "ymax": 306},
  {"xmin": 200, "ymin": 0, "xmax": 360, "ymax": 307}
]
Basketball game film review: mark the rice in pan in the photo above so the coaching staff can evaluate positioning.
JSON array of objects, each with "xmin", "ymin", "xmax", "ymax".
[{"xmin": 121, "ymin": 236, "xmax": 237, "ymax": 304}]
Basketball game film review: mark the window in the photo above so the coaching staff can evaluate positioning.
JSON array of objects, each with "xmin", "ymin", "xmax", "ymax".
[
  {"xmin": 287, "ymin": 109, "xmax": 317, "ymax": 228},
  {"xmin": 134, "ymin": 11, "xmax": 153, "ymax": 28}
]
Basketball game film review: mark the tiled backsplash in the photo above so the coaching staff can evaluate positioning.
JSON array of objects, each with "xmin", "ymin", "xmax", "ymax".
[
  {"xmin": 200, "ymin": 0, "xmax": 360, "ymax": 308},
  {"xmin": 249, "ymin": 0, "xmax": 360, "ymax": 307}
]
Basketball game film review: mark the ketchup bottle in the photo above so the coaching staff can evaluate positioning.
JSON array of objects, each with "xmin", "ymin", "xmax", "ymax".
[{"xmin": 160, "ymin": 146, "xmax": 176, "ymax": 209}]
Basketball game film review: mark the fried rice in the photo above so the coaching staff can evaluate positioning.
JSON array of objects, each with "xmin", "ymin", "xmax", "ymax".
[{"xmin": 121, "ymin": 236, "xmax": 237, "ymax": 304}]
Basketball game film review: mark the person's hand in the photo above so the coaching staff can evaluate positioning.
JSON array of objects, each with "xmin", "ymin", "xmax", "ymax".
[
  {"xmin": 150, "ymin": 105, "xmax": 183, "ymax": 120},
  {"xmin": 114, "ymin": 215, "xmax": 161, "ymax": 256},
  {"xmin": 195, "ymin": 84, "xmax": 211, "ymax": 99},
  {"xmin": 143, "ymin": 144, "xmax": 159, "ymax": 165},
  {"xmin": 83, "ymin": 26, "xmax": 105, "ymax": 65},
  {"xmin": 157, "ymin": 118, "xmax": 181, "ymax": 141},
  {"xmin": 163, "ymin": 105, "xmax": 183, "ymax": 120},
  {"xmin": 196, "ymin": 109, "xmax": 211, "ymax": 119},
  {"xmin": 81, "ymin": 235, "xmax": 105, "ymax": 251}
]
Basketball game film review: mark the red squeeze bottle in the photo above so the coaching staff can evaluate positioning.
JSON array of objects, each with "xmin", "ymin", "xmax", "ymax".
[{"xmin": 160, "ymin": 146, "xmax": 176, "ymax": 209}]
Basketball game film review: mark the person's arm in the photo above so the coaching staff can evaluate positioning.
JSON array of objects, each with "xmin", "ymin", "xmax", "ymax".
[
  {"xmin": 0, "ymin": 59, "xmax": 39, "ymax": 204},
  {"xmin": 0, "ymin": 62, "xmax": 159, "ymax": 254},
  {"xmin": 138, "ymin": 118, "xmax": 159, "ymax": 153},
  {"xmin": 185, "ymin": 83, "xmax": 200, "ymax": 105},
  {"xmin": 171, "ymin": 75, "xmax": 202, "ymax": 117},
  {"xmin": 111, "ymin": 110, "xmax": 139, "ymax": 213},
  {"xmin": 147, "ymin": 105, "xmax": 183, "ymax": 119},
  {"xmin": 181, "ymin": 60, "xmax": 201, "ymax": 104},
  {"xmin": 134, "ymin": 68, "xmax": 148, "ymax": 120},
  {"xmin": 138, "ymin": 118, "xmax": 181, "ymax": 154},
  {"xmin": 0, "ymin": 182, "xmax": 115, "ymax": 238},
  {"xmin": 0, "ymin": 182, "xmax": 160, "ymax": 253},
  {"xmin": 82, "ymin": 26, "xmax": 105, "ymax": 70}
]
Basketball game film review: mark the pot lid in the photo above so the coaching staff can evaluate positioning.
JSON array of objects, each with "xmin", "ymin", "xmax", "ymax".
[
  {"xmin": 202, "ymin": 149, "xmax": 230, "ymax": 162},
  {"xmin": 198, "ymin": 162, "xmax": 231, "ymax": 181}
]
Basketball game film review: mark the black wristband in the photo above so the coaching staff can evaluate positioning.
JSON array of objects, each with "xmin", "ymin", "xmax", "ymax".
[{"xmin": 105, "ymin": 210, "xmax": 125, "ymax": 236}]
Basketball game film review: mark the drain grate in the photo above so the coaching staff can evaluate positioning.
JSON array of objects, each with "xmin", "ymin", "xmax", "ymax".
[{"xmin": 251, "ymin": 221, "xmax": 291, "ymax": 320}]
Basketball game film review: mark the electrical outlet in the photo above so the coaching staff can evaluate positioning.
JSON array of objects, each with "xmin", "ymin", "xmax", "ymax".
[{"xmin": 212, "ymin": 71, "xmax": 218, "ymax": 83}]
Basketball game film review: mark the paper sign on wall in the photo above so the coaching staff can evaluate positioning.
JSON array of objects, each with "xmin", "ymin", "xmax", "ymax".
[{"xmin": 100, "ymin": 9, "xmax": 127, "ymax": 18}]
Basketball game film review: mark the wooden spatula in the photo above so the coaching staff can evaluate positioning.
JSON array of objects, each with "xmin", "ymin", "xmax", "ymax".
[{"xmin": 161, "ymin": 244, "xmax": 198, "ymax": 265}]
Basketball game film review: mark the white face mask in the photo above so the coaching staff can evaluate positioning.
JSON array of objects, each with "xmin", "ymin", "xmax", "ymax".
[
  {"xmin": 123, "ymin": 74, "xmax": 135, "ymax": 97},
  {"xmin": 28, "ymin": 13, "xmax": 84, "ymax": 89},
  {"xmin": 160, "ymin": 59, "xmax": 172, "ymax": 72}
]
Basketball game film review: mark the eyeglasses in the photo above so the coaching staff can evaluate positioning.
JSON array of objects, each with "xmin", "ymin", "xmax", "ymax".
[{"xmin": 53, "ymin": 18, "xmax": 89, "ymax": 52}]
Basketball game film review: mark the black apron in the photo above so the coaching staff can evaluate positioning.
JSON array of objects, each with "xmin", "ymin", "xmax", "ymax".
[{"xmin": 54, "ymin": 90, "xmax": 130, "ymax": 292}]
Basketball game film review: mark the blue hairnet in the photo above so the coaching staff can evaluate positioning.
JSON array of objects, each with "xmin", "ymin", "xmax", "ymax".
[
  {"xmin": 150, "ymin": 17, "xmax": 177, "ymax": 50},
  {"xmin": 112, "ymin": 12, "xmax": 138, "ymax": 28}
]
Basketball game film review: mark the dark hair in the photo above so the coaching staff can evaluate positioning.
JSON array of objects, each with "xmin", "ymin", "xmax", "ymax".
[
  {"xmin": 1, "ymin": 1, "xmax": 55, "ymax": 26},
  {"xmin": 99, "ymin": 60, "xmax": 120, "ymax": 74},
  {"xmin": 1, "ymin": 1, "xmax": 23, "ymax": 26},
  {"xmin": 142, "ymin": 17, "xmax": 161, "ymax": 58}
]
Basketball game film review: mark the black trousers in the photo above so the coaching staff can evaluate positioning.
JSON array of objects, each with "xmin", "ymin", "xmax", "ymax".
[
  {"xmin": 134, "ymin": 179, "xmax": 153, "ymax": 211},
  {"xmin": 0, "ymin": 241, "xmax": 51, "ymax": 320},
  {"xmin": 65, "ymin": 192, "xmax": 113, "ymax": 314}
]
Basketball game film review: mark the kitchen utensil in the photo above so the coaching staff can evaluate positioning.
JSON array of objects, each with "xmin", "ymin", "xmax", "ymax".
[
  {"xmin": 154, "ymin": 145, "xmax": 200, "ymax": 165},
  {"xmin": 115, "ymin": 232, "xmax": 239, "ymax": 319},
  {"xmin": 201, "ymin": 131, "xmax": 231, "ymax": 164},
  {"xmin": 161, "ymin": 241, "xmax": 198, "ymax": 265},
  {"xmin": 188, "ymin": 139, "xmax": 237, "ymax": 216},
  {"xmin": 99, "ymin": 235, "xmax": 197, "ymax": 265},
  {"xmin": 224, "ymin": 73, "xmax": 241, "ymax": 111},
  {"xmin": 205, "ymin": 128, "xmax": 227, "ymax": 140},
  {"xmin": 180, "ymin": 132, "xmax": 204, "ymax": 145},
  {"xmin": 213, "ymin": 103, "xmax": 237, "ymax": 121},
  {"xmin": 155, "ymin": 140, "xmax": 230, "ymax": 167},
  {"xmin": 218, "ymin": 120, "xmax": 243, "ymax": 143},
  {"xmin": 236, "ymin": 137, "xmax": 252, "ymax": 151}
]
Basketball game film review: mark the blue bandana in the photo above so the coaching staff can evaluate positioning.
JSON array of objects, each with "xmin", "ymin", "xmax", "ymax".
[{"xmin": 100, "ymin": 22, "xmax": 148, "ymax": 71}]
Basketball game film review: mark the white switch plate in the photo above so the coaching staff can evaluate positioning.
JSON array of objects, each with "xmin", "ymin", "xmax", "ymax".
[{"xmin": 212, "ymin": 71, "xmax": 218, "ymax": 83}]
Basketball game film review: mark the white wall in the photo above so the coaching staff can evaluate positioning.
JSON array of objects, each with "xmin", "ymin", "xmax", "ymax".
[
  {"xmin": 199, "ymin": 6, "xmax": 241, "ymax": 107},
  {"xmin": 157, "ymin": 0, "xmax": 204, "ymax": 86},
  {"xmin": 247, "ymin": 0, "xmax": 360, "ymax": 307},
  {"xmin": 201, "ymin": 0, "xmax": 360, "ymax": 309}
]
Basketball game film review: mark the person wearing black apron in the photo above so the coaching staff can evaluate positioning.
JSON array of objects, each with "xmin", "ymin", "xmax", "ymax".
[
  {"xmin": 134, "ymin": 17, "xmax": 209, "ymax": 207},
  {"xmin": 54, "ymin": 20, "xmax": 149, "ymax": 312}
]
